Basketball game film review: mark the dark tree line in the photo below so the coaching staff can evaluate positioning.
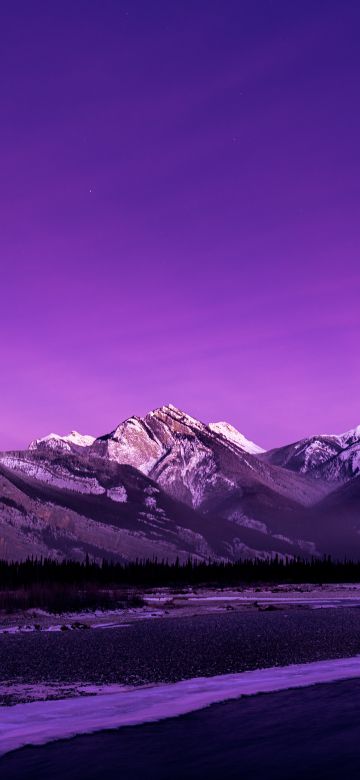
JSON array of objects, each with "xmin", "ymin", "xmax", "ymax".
[{"xmin": 1, "ymin": 555, "xmax": 360, "ymax": 589}]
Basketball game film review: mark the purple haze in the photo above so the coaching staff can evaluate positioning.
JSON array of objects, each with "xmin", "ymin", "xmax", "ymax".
[{"xmin": 1, "ymin": 1, "xmax": 359, "ymax": 451}]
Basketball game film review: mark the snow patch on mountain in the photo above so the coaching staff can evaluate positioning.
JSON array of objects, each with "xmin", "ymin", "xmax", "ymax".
[
  {"xmin": 144, "ymin": 496, "xmax": 157, "ymax": 509},
  {"xmin": 106, "ymin": 486, "xmax": 127, "ymax": 503},
  {"xmin": 228, "ymin": 511, "xmax": 268, "ymax": 534},
  {"xmin": 339, "ymin": 425, "xmax": 360, "ymax": 447}
]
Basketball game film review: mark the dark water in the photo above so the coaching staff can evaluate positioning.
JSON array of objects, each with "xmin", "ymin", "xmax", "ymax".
[{"xmin": 2, "ymin": 678, "xmax": 360, "ymax": 779}]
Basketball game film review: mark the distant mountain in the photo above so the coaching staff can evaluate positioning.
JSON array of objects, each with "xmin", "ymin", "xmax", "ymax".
[
  {"xmin": 263, "ymin": 425, "xmax": 360, "ymax": 482},
  {"xmin": 319, "ymin": 441, "xmax": 360, "ymax": 482},
  {"xmin": 0, "ymin": 405, "xmax": 359, "ymax": 562},
  {"xmin": 263, "ymin": 436, "xmax": 343, "ymax": 475},
  {"xmin": 29, "ymin": 431, "xmax": 95, "ymax": 452}
]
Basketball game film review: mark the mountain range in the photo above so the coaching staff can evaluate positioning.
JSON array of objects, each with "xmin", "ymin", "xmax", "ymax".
[{"xmin": 0, "ymin": 404, "xmax": 359, "ymax": 562}]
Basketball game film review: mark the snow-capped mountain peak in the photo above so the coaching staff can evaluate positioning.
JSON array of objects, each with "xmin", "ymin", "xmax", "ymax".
[
  {"xmin": 64, "ymin": 431, "xmax": 95, "ymax": 447},
  {"xmin": 29, "ymin": 431, "xmax": 95, "ymax": 452},
  {"xmin": 208, "ymin": 421, "xmax": 265, "ymax": 455},
  {"xmin": 92, "ymin": 405, "xmax": 210, "ymax": 476}
]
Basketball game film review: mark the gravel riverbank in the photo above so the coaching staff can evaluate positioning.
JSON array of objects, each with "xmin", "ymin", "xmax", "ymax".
[{"xmin": 2, "ymin": 608, "xmax": 360, "ymax": 701}]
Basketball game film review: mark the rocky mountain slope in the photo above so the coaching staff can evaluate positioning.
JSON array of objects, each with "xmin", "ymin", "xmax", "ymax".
[
  {"xmin": 288, "ymin": 476, "xmax": 360, "ymax": 559},
  {"xmin": 0, "ymin": 405, "xmax": 359, "ymax": 562}
]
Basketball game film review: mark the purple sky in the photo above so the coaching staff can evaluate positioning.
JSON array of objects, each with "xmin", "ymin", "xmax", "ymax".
[{"xmin": 1, "ymin": 0, "xmax": 359, "ymax": 450}]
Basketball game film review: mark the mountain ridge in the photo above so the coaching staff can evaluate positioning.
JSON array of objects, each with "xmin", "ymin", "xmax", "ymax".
[{"xmin": 0, "ymin": 404, "xmax": 359, "ymax": 562}]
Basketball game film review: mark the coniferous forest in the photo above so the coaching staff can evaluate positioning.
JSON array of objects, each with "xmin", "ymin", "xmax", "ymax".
[
  {"xmin": 1, "ymin": 555, "xmax": 360, "ymax": 589},
  {"xmin": 0, "ymin": 557, "xmax": 359, "ymax": 613}
]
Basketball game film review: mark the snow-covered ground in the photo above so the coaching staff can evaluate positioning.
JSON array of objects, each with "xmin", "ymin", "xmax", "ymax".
[
  {"xmin": 3, "ymin": 656, "xmax": 360, "ymax": 756},
  {"xmin": 142, "ymin": 582, "xmax": 360, "ymax": 612},
  {"xmin": 2, "ymin": 583, "xmax": 360, "ymax": 635}
]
